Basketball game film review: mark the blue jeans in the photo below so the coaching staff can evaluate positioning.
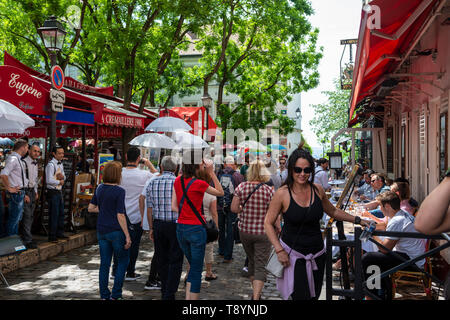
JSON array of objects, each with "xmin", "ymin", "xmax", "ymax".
[
  {"xmin": 112, "ymin": 222, "xmax": 143, "ymax": 276},
  {"xmin": 176, "ymin": 224, "xmax": 206, "ymax": 293},
  {"xmin": 6, "ymin": 191, "xmax": 25, "ymax": 236},
  {"xmin": 218, "ymin": 207, "xmax": 237, "ymax": 260},
  {"xmin": 98, "ymin": 230, "xmax": 130, "ymax": 300},
  {"xmin": 47, "ymin": 190, "xmax": 65, "ymax": 238}
]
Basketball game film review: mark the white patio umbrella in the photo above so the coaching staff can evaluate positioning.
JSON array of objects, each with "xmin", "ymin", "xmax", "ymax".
[
  {"xmin": 172, "ymin": 132, "xmax": 209, "ymax": 149},
  {"xmin": 0, "ymin": 99, "xmax": 35, "ymax": 134},
  {"xmin": 129, "ymin": 133, "xmax": 178, "ymax": 149},
  {"xmin": 145, "ymin": 116, "xmax": 192, "ymax": 133},
  {"xmin": 237, "ymin": 140, "xmax": 266, "ymax": 151}
]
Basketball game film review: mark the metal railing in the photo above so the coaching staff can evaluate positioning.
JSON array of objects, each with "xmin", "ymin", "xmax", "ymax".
[{"xmin": 326, "ymin": 227, "xmax": 450, "ymax": 300}]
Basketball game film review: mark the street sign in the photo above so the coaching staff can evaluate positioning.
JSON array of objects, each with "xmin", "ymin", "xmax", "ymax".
[
  {"xmin": 51, "ymin": 102, "xmax": 64, "ymax": 112},
  {"xmin": 50, "ymin": 88, "xmax": 65, "ymax": 103},
  {"xmin": 50, "ymin": 88, "xmax": 65, "ymax": 113},
  {"xmin": 51, "ymin": 65, "xmax": 65, "ymax": 90},
  {"xmin": 340, "ymin": 39, "xmax": 358, "ymax": 45}
]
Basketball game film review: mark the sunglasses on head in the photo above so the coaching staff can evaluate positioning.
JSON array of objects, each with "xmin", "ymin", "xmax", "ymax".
[{"xmin": 293, "ymin": 166, "xmax": 312, "ymax": 174}]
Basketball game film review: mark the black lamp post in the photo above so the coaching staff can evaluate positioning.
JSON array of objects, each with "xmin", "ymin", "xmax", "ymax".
[
  {"xmin": 38, "ymin": 16, "xmax": 66, "ymax": 151},
  {"xmin": 295, "ymin": 107, "xmax": 301, "ymax": 119},
  {"xmin": 201, "ymin": 93, "xmax": 212, "ymax": 141}
]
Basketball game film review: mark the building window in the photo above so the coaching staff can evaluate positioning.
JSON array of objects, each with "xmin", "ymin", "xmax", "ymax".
[
  {"xmin": 183, "ymin": 102, "xmax": 198, "ymax": 107},
  {"xmin": 386, "ymin": 126, "xmax": 394, "ymax": 173},
  {"xmin": 440, "ymin": 112, "xmax": 448, "ymax": 181}
]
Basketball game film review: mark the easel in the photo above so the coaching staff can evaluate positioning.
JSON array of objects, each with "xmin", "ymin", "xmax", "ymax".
[{"xmin": 324, "ymin": 165, "xmax": 361, "ymax": 300}]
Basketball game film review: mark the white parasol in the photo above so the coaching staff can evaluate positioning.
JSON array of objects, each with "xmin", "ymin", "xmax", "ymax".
[
  {"xmin": 145, "ymin": 116, "xmax": 192, "ymax": 133},
  {"xmin": 172, "ymin": 131, "xmax": 209, "ymax": 149},
  {"xmin": 129, "ymin": 133, "xmax": 178, "ymax": 149},
  {"xmin": 0, "ymin": 99, "xmax": 35, "ymax": 134}
]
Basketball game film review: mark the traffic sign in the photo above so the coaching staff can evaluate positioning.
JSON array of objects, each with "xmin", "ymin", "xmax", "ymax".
[
  {"xmin": 51, "ymin": 102, "xmax": 64, "ymax": 112},
  {"xmin": 50, "ymin": 88, "xmax": 65, "ymax": 103},
  {"xmin": 51, "ymin": 65, "xmax": 65, "ymax": 90}
]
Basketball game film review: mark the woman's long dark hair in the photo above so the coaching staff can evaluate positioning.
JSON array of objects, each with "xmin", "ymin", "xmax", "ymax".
[{"xmin": 282, "ymin": 148, "xmax": 318, "ymax": 192}]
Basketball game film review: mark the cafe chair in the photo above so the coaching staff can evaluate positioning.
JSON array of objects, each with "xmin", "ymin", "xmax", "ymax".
[{"xmin": 391, "ymin": 240, "xmax": 433, "ymax": 299}]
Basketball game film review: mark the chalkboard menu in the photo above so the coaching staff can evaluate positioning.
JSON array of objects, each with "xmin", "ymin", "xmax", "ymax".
[{"xmin": 39, "ymin": 153, "xmax": 77, "ymax": 234}]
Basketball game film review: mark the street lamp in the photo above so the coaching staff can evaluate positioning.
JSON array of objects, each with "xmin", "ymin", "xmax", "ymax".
[
  {"xmin": 295, "ymin": 107, "xmax": 301, "ymax": 119},
  {"xmin": 38, "ymin": 16, "xmax": 66, "ymax": 151},
  {"xmin": 201, "ymin": 93, "xmax": 212, "ymax": 141}
]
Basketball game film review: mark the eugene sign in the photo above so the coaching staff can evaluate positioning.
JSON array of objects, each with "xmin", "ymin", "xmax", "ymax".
[
  {"xmin": 0, "ymin": 65, "xmax": 48, "ymax": 116},
  {"xmin": 101, "ymin": 114, "xmax": 144, "ymax": 128}
]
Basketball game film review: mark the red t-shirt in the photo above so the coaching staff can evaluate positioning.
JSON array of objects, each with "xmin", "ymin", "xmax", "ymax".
[{"xmin": 174, "ymin": 176, "xmax": 210, "ymax": 225}]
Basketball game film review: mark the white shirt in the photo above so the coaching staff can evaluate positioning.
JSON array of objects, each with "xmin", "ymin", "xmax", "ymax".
[
  {"xmin": 386, "ymin": 210, "xmax": 425, "ymax": 268},
  {"xmin": 203, "ymin": 193, "xmax": 217, "ymax": 220},
  {"xmin": 277, "ymin": 168, "xmax": 288, "ymax": 183},
  {"xmin": 46, "ymin": 158, "xmax": 65, "ymax": 190},
  {"xmin": 23, "ymin": 155, "xmax": 39, "ymax": 193},
  {"xmin": 314, "ymin": 166, "xmax": 330, "ymax": 190},
  {"xmin": 1, "ymin": 152, "xmax": 28, "ymax": 189},
  {"xmin": 120, "ymin": 167, "xmax": 153, "ymax": 224}
]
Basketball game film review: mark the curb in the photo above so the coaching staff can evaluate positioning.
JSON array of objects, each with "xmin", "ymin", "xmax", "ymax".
[{"xmin": 0, "ymin": 230, "xmax": 97, "ymax": 275}]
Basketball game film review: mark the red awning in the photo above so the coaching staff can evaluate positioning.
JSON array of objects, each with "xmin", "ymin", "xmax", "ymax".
[
  {"xmin": 93, "ymin": 105, "xmax": 145, "ymax": 129},
  {"xmin": 159, "ymin": 106, "xmax": 218, "ymax": 137},
  {"xmin": 349, "ymin": 0, "xmax": 438, "ymax": 123},
  {"xmin": 3, "ymin": 53, "xmax": 146, "ymax": 130},
  {"xmin": 4, "ymin": 52, "xmax": 114, "ymax": 96}
]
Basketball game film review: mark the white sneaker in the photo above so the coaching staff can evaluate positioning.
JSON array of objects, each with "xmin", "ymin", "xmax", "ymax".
[
  {"xmin": 125, "ymin": 273, "xmax": 141, "ymax": 281},
  {"xmin": 242, "ymin": 267, "xmax": 248, "ymax": 273}
]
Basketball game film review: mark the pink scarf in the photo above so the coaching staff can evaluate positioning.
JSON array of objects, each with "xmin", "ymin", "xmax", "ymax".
[{"xmin": 276, "ymin": 238, "xmax": 326, "ymax": 300}]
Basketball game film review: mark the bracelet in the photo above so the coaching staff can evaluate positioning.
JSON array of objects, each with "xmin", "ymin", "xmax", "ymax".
[{"xmin": 275, "ymin": 248, "xmax": 284, "ymax": 254}]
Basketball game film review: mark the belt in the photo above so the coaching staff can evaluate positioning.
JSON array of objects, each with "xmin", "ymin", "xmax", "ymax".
[
  {"xmin": 46, "ymin": 188, "xmax": 63, "ymax": 192},
  {"xmin": 24, "ymin": 187, "xmax": 35, "ymax": 192},
  {"xmin": 6, "ymin": 189, "xmax": 24, "ymax": 194}
]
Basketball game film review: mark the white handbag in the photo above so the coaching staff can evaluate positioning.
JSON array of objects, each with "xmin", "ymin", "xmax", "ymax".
[{"xmin": 265, "ymin": 248, "xmax": 284, "ymax": 278}]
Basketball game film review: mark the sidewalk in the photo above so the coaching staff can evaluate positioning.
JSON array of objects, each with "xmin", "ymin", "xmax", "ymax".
[{"xmin": 0, "ymin": 234, "xmax": 331, "ymax": 300}]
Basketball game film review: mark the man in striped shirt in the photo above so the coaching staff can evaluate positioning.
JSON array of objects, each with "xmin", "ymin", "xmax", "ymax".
[{"xmin": 145, "ymin": 156, "xmax": 183, "ymax": 300}]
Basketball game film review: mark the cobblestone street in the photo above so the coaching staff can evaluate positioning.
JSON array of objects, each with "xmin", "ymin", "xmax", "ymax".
[{"xmin": 0, "ymin": 235, "xmax": 294, "ymax": 300}]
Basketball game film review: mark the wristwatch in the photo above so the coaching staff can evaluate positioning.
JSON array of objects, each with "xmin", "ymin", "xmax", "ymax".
[{"xmin": 354, "ymin": 216, "xmax": 361, "ymax": 225}]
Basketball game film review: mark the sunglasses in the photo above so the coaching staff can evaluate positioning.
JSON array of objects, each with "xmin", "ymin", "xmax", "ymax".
[
  {"xmin": 371, "ymin": 179, "xmax": 377, "ymax": 183},
  {"xmin": 293, "ymin": 166, "xmax": 312, "ymax": 174}
]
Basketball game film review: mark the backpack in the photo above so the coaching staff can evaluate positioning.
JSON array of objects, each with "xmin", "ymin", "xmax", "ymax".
[{"xmin": 217, "ymin": 172, "xmax": 234, "ymax": 208}]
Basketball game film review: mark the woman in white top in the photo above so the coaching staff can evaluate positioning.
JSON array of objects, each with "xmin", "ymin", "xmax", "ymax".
[{"xmin": 203, "ymin": 192, "xmax": 218, "ymax": 280}]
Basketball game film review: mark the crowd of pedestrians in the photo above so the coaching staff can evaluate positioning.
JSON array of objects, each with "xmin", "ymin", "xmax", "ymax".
[{"xmin": 87, "ymin": 145, "xmax": 376, "ymax": 301}]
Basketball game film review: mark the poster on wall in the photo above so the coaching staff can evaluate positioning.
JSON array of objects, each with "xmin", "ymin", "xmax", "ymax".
[{"xmin": 97, "ymin": 153, "xmax": 114, "ymax": 183}]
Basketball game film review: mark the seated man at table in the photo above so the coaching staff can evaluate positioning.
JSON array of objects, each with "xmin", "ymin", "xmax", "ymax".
[
  {"xmin": 362, "ymin": 191, "xmax": 425, "ymax": 300},
  {"xmin": 363, "ymin": 173, "xmax": 391, "ymax": 218},
  {"xmin": 355, "ymin": 169, "xmax": 374, "ymax": 201}
]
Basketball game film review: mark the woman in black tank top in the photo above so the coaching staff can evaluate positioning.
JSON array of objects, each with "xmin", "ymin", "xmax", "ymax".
[{"xmin": 264, "ymin": 149, "xmax": 370, "ymax": 300}]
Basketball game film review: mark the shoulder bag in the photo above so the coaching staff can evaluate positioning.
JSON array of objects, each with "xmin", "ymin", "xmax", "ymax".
[
  {"xmin": 266, "ymin": 185, "xmax": 313, "ymax": 278},
  {"xmin": 233, "ymin": 182, "xmax": 264, "ymax": 243},
  {"xmin": 180, "ymin": 177, "xmax": 219, "ymax": 243}
]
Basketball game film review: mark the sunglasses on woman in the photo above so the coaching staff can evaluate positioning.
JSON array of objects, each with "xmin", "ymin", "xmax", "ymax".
[{"xmin": 293, "ymin": 166, "xmax": 312, "ymax": 174}]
